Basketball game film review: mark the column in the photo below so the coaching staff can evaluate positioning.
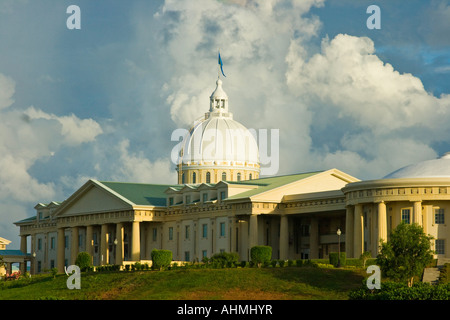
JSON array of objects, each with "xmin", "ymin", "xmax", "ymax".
[
  {"xmin": 85, "ymin": 225, "xmax": 94, "ymax": 263},
  {"xmin": 310, "ymin": 216, "xmax": 319, "ymax": 259},
  {"xmin": 353, "ymin": 204, "xmax": 364, "ymax": 258},
  {"xmin": 413, "ymin": 201, "xmax": 422, "ymax": 226},
  {"xmin": 345, "ymin": 206, "xmax": 354, "ymax": 258},
  {"xmin": 100, "ymin": 224, "xmax": 109, "ymax": 265},
  {"xmin": 230, "ymin": 219, "xmax": 237, "ymax": 253},
  {"xmin": 70, "ymin": 227, "xmax": 79, "ymax": 265},
  {"xmin": 20, "ymin": 235, "xmax": 27, "ymax": 254},
  {"xmin": 279, "ymin": 215, "xmax": 289, "ymax": 260},
  {"xmin": 131, "ymin": 221, "xmax": 140, "ymax": 261},
  {"xmin": 116, "ymin": 223, "xmax": 124, "ymax": 266},
  {"xmin": 377, "ymin": 201, "xmax": 387, "ymax": 253},
  {"xmin": 249, "ymin": 214, "xmax": 258, "ymax": 250},
  {"xmin": 57, "ymin": 227, "xmax": 65, "ymax": 273}
]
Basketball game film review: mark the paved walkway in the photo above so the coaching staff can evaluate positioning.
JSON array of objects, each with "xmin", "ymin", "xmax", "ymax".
[{"xmin": 422, "ymin": 258, "xmax": 450, "ymax": 284}]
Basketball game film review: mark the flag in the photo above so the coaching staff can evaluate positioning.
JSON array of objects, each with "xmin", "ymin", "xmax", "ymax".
[{"xmin": 218, "ymin": 52, "xmax": 226, "ymax": 77}]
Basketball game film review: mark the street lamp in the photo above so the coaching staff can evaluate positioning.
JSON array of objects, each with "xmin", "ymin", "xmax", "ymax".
[{"xmin": 336, "ymin": 229, "xmax": 342, "ymax": 268}]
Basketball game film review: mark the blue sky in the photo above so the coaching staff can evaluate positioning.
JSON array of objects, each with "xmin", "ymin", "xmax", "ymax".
[{"xmin": 1, "ymin": 0, "xmax": 449, "ymax": 248}]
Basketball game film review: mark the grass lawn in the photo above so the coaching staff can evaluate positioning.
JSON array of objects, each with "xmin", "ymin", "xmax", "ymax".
[{"xmin": 0, "ymin": 266, "xmax": 365, "ymax": 300}]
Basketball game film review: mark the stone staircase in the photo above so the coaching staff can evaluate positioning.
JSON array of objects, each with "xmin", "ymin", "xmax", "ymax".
[{"xmin": 422, "ymin": 258, "xmax": 450, "ymax": 285}]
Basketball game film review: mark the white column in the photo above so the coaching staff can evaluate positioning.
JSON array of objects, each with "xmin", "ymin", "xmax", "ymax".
[
  {"xmin": 353, "ymin": 204, "xmax": 363, "ymax": 258},
  {"xmin": 345, "ymin": 206, "xmax": 354, "ymax": 258},
  {"xmin": 131, "ymin": 221, "xmax": 140, "ymax": 261},
  {"xmin": 116, "ymin": 223, "xmax": 124, "ymax": 266},
  {"xmin": 377, "ymin": 201, "xmax": 387, "ymax": 252},
  {"xmin": 279, "ymin": 215, "xmax": 289, "ymax": 260},
  {"xmin": 413, "ymin": 201, "xmax": 422, "ymax": 226},
  {"xmin": 57, "ymin": 227, "xmax": 65, "ymax": 273}
]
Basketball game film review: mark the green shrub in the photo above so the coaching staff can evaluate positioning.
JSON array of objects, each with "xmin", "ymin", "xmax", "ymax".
[
  {"xmin": 151, "ymin": 249, "xmax": 173, "ymax": 270},
  {"xmin": 278, "ymin": 260, "xmax": 286, "ymax": 267},
  {"xmin": 329, "ymin": 252, "xmax": 346, "ymax": 267},
  {"xmin": 75, "ymin": 252, "xmax": 92, "ymax": 272},
  {"xmin": 210, "ymin": 252, "xmax": 239, "ymax": 268},
  {"xmin": 271, "ymin": 260, "xmax": 278, "ymax": 268},
  {"xmin": 296, "ymin": 259, "xmax": 304, "ymax": 267},
  {"xmin": 349, "ymin": 281, "xmax": 450, "ymax": 300},
  {"xmin": 250, "ymin": 246, "xmax": 272, "ymax": 268}
]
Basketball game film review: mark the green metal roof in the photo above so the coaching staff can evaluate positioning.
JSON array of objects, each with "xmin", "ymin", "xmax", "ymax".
[
  {"xmin": 225, "ymin": 171, "xmax": 323, "ymax": 200},
  {"xmin": 99, "ymin": 181, "xmax": 178, "ymax": 207}
]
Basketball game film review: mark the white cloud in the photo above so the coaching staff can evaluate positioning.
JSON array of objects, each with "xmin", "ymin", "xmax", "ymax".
[{"xmin": 110, "ymin": 139, "xmax": 176, "ymax": 184}]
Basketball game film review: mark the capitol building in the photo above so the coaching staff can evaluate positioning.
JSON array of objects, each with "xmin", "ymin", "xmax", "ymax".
[{"xmin": 10, "ymin": 75, "xmax": 450, "ymax": 274}]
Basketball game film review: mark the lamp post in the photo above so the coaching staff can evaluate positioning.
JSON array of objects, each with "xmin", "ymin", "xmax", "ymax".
[{"xmin": 336, "ymin": 229, "xmax": 341, "ymax": 268}]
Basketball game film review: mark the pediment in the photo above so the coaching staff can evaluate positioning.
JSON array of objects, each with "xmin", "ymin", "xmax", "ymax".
[{"xmin": 54, "ymin": 180, "xmax": 133, "ymax": 217}]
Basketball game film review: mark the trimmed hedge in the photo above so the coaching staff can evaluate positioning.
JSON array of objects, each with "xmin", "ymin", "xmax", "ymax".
[
  {"xmin": 329, "ymin": 252, "xmax": 346, "ymax": 267},
  {"xmin": 151, "ymin": 249, "xmax": 173, "ymax": 270},
  {"xmin": 250, "ymin": 246, "xmax": 272, "ymax": 268},
  {"xmin": 349, "ymin": 281, "xmax": 450, "ymax": 300}
]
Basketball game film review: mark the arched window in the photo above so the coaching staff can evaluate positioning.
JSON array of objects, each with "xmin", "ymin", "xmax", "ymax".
[
  {"xmin": 192, "ymin": 172, "xmax": 197, "ymax": 184},
  {"xmin": 222, "ymin": 172, "xmax": 227, "ymax": 181},
  {"xmin": 206, "ymin": 172, "xmax": 211, "ymax": 183},
  {"xmin": 237, "ymin": 172, "xmax": 241, "ymax": 181}
]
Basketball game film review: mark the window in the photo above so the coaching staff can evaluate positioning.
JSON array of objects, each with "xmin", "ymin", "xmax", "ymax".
[
  {"xmin": 203, "ymin": 193, "xmax": 208, "ymax": 203},
  {"xmin": 237, "ymin": 172, "xmax": 241, "ymax": 181},
  {"xmin": 220, "ymin": 222, "xmax": 226, "ymax": 237},
  {"xmin": 50, "ymin": 260, "xmax": 55, "ymax": 269},
  {"xmin": 202, "ymin": 250, "xmax": 208, "ymax": 258},
  {"xmin": 38, "ymin": 238, "xmax": 42, "ymax": 251},
  {"xmin": 50, "ymin": 237, "xmax": 55, "ymax": 250},
  {"xmin": 169, "ymin": 197, "xmax": 174, "ymax": 206},
  {"xmin": 202, "ymin": 224, "xmax": 208, "ymax": 238},
  {"xmin": 206, "ymin": 172, "xmax": 211, "ymax": 183},
  {"xmin": 38, "ymin": 212, "xmax": 43, "ymax": 220},
  {"xmin": 185, "ymin": 251, "xmax": 190, "ymax": 262},
  {"xmin": 185, "ymin": 195, "xmax": 190, "ymax": 204},
  {"xmin": 182, "ymin": 173, "xmax": 185, "ymax": 184},
  {"xmin": 78, "ymin": 234, "xmax": 83, "ymax": 247},
  {"xmin": 192, "ymin": 172, "xmax": 196, "ymax": 184},
  {"xmin": 169, "ymin": 227, "xmax": 173, "ymax": 241},
  {"xmin": 185, "ymin": 225, "xmax": 190, "ymax": 240},
  {"xmin": 220, "ymin": 191, "xmax": 226, "ymax": 201},
  {"xmin": 436, "ymin": 239, "xmax": 445, "ymax": 255},
  {"xmin": 37, "ymin": 261, "xmax": 42, "ymax": 273},
  {"xmin": 435, "ymin": 209, "xmax": 445, "ymax": 224},
  {"xmin": 401, "ymin": 209, "xmax": 411, "ymax": 224},
  {"xmin": 152, "ymin": 228, "xmax": 157, "ymax": 242},
  {"xmin": 222, "ymin": 172, "xmax": 227, "ymax": 181}
]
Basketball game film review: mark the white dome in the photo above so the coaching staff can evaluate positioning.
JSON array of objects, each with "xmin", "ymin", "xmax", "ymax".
[
  {"xmin": 182, "ymin": 115, "xmax": 259, "ymax": 165},
  {"xmin": 384, "ymin": 152, "xmax": 450, "ymax": 179},
  {"xmin": 180, "ymin": 78, "xmax": 259, "ymax": 167}
]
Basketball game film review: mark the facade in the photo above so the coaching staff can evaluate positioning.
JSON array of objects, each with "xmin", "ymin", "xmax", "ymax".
[{"xmin": 13, "ymin": 77, "xmax": 450, "ymax": 274}]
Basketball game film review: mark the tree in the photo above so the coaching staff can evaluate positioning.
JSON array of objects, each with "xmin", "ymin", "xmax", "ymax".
[
  {"xmin": 75, "ymin": 251, "xmax": 92, "ymax": 272},
  {"xmin": 250, "ymin": 246, "xmax": 272, "ymax": 268},
  {"xmin": 376, "ymin": 222, "xmax": 434, "ymax": 287}
]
